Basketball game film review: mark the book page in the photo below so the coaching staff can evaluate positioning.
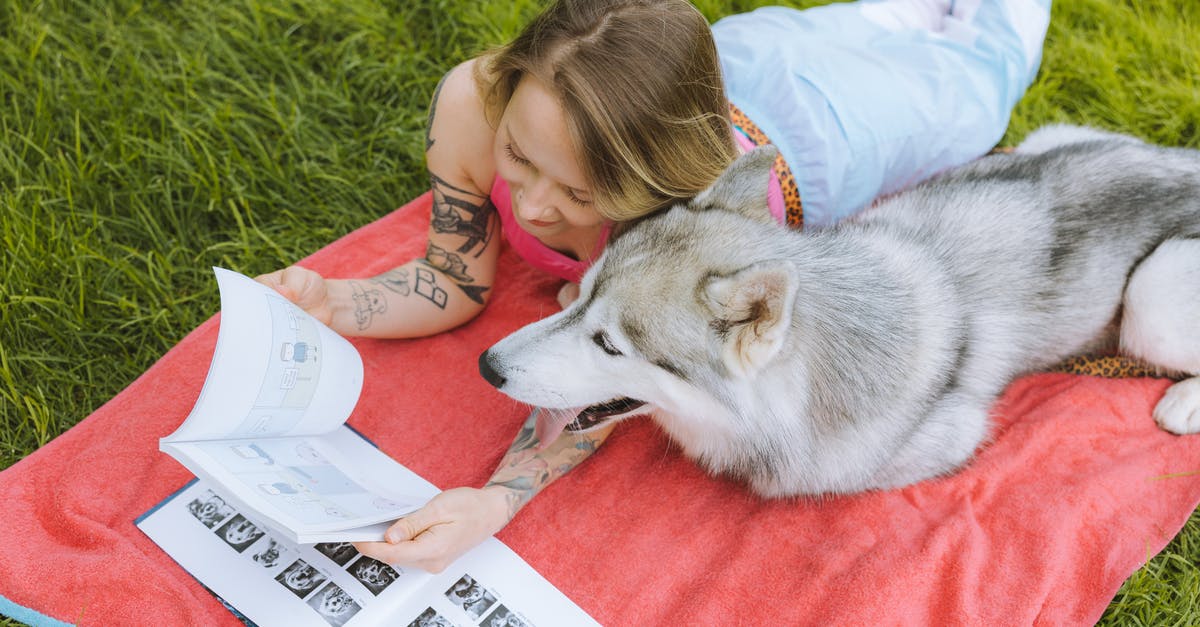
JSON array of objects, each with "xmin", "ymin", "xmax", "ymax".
[
  {"xmin": 164, "ymin": 267, "xmax": 363, "ymax": 443},
  {"xmin": 162, "ymin": 426, "xmax": 434, "ymax": 542},
  {"xmin": 138, "ymin": 480, "xmax": 598, "ymax": 627},
  {"xmin": 376, "ymin": 542, "xmax": 601, "ymax": 627}
]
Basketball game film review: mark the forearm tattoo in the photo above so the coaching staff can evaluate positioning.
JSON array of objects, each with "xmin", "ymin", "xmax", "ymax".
[
  {"xmin": 361, "ymin": 266, "xmax": 448, "ymax": 321},
  {"xmin": 371, "ymin": 269, "xmax": 412, "ymax": 296},
  {"xmin": 484, "ymin": 410, "xmax": 605, "ymax": 522},
  {"xmin": 350, "ymin": 281, "xmax": 388, "ymax": 330},
  {"xmin": 424, "ymin": 243, "xmax": 490, "ymax": 305}
]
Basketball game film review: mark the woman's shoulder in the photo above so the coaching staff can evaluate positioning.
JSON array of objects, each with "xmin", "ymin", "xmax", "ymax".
[{"xmin": 427, "ymin": 57, "xmax": 497, "ymax": 197}]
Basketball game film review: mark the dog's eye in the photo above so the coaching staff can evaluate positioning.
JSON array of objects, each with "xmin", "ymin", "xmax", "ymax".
[{"xmin": 591, "ymin": 331, "xmax": 623, "ymax": 356}]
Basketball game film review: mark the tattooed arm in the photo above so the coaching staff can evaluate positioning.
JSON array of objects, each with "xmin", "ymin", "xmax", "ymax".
[
  {"xmin": 353, "ymin": 414, "xmax": 615, "ymax": 573},
  {"xmin": 483, "ymin": 411, "xmax": 615, "ymax": 523},
  {"xmin": 258, "ymin": 60, "xmax": 503, "ymax": 338}
]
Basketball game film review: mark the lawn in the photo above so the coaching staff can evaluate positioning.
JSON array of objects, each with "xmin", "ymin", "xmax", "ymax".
[{"xmin": 1, "ymin": 0, "xmax": 1197, "ymax": 623}]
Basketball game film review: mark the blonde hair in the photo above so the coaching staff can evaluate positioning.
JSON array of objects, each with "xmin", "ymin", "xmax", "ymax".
[{"xmin": 475, "ymin": 0, "xmax": 738, "ymax": 221}]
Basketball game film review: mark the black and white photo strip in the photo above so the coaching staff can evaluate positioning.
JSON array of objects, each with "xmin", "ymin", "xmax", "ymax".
[
  {"xmin": 481, "ymin": 605, "xmax": 531, "ymax": 627},
  {"xmin": 407, "ymin": 606, "xmax": 455, "ymax": 627},
  {"xmin": 444, "ymin": 574, "xmax": 532, "ymax": 626},
  {"xmin": 186, "ymin": 490, "xmax": 235, "ymax": 529},
  {"xmin": 182, "ymin": 490, "xmax": 413, "ymax": 626}
]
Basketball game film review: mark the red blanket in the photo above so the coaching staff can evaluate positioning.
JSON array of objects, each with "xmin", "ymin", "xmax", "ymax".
[{"xmin": 2, "ymin": 193, "xmax": 1198, "ymax": 625}]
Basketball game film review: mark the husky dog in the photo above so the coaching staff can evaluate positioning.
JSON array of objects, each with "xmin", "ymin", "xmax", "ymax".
[{"xmin": 479, "ymin": 125, "xmax": 1200, "ymax": 496}]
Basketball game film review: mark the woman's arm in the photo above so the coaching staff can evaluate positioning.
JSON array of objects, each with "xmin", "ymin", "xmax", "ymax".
[
  {"xmin": 258, "ymin": 59, "xmax": 501, "ymax": 338},
  {"xmin": 483, "ymin": 411, "xmax": 616, "ymax": 522},
  {"xmin": 353, "ymin": 413, "xmax": 615, "ymax": 573}
]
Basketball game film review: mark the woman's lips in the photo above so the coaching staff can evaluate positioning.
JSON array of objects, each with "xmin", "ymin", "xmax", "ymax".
[{"xmin": 527, "ymin": 219, "xmax": 557, "ymax": 227}]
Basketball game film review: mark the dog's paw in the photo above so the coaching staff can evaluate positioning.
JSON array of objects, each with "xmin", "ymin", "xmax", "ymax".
[{"xmin": 1154, "ymin": 377, "xmax": 1200, "ymax": 435}]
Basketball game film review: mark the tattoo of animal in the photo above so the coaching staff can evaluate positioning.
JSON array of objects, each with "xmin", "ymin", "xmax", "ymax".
[
  {"xmin": 430, "ymin": 172, "xmax": 494, "ymax": 255},
  {"xmin": 350, "ymin": 281, "xmax": 388, "ymax": 330}
]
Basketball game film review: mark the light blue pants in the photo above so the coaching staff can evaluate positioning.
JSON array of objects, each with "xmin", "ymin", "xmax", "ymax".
[{"xmin": 714, "ymin": 0, "xmax": 1052, "ymax": 227}]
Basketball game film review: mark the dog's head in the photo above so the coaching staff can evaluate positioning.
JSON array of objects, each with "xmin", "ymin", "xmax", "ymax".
[{"xmin": 479, "ymin": 146, "xmax": 798, "ymax": 444}]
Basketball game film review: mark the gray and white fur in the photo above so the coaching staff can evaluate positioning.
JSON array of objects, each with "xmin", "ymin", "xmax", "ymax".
[{"xmin": 480, "ymin": 124, "xmax": 1200, "ymax": 497}]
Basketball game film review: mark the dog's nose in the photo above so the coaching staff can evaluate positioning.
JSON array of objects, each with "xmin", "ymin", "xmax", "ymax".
[{"xmin": 478, "ymin": 350, "xmax": 506, "ymax": 389}]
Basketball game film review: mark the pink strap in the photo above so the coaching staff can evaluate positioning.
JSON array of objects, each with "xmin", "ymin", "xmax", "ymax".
[{"xmin": 732, "ymin": 130, "xmax": 787, "ymax": 225}]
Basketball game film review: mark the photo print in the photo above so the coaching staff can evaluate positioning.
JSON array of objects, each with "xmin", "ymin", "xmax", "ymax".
[
  {"xmin": 306, "ymin": 582, "xmax": 362, "ymax": 627},
  {"xmin": 314, "ymin": 542, "xmax": 359, "ymax": 566},
  {"xmin": 444, "ymin": 574, "xmax": 497, "ymax": 620},
  {"xmin": 214, "ymin": 514, "xmax": 265, "ymax": 553},
  {"xmin": 186, "ymin": 490, "xmax": 234, "ymax": 528},
  {"xmin": 482, "ymin": 605, "xmax": 531, "ymax": 627},
  {"xmin": 406, "ymin": 607, "xmax": 454, "ymax": 627},
  {"xmin": 346, "ymin": 556, "xmax": 401, "ymax": 596},
  {"xmin": 250, "ymin": 538, "xmax": 287, "ymax": 569},
  {"xmin": 276, "ymin": 559, "xmax": 327, "ymax": 599}
]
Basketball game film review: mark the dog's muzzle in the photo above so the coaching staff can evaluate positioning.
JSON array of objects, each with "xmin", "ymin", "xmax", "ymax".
[{"xmin": 479, "ymin": 349, "xmax": 647, "ymax": 432}]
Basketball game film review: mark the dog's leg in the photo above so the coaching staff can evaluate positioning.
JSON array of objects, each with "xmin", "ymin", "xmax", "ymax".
[
  {"xmin": 873, "ymin": 393, "xmax": 992, "ymax": 489},
  {"xmin": 1120, "ymin": 238, "xmax": 1200, "ymax": 434}
]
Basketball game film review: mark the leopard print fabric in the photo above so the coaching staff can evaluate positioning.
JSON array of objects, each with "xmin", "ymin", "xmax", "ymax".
[
  {"xmin": 1051, "ymin": 355, "xmax": 1175, "ymax": 379},
  {"xmin": 729, "ymin": 103, "xmax": 804, "ymax": 229}
]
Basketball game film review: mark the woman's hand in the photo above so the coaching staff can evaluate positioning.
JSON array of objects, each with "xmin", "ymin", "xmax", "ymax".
[
  {"xmin": 255, "ymin": 266, "xmax": 334, "ymax": 325},
  {"xmin": 352, "ymin": 486, "xmax": 512, "ymax": 573}
]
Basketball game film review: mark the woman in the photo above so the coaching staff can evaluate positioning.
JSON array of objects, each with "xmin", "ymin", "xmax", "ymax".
[{"xmin": 257, "ymin": 0, "xmax": 1051, "ymax": 571}]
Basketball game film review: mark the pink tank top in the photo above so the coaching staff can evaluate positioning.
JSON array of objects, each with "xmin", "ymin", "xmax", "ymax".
[
  {"xmin": 490, "ymin": 177, "xmax": 612, "ymax": 283},
  {"xmin": 489, "ymin": 130, "xmax": 784, "ymax": 283}
]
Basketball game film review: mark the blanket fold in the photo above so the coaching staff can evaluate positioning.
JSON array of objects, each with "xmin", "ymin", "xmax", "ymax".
[{"xmin": 1, "ymin": 192, "xmax": 1198, "ymax": 626}]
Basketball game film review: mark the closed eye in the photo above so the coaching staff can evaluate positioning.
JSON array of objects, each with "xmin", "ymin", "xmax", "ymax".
[
  {"xmin": 504, "ymin": 143, "xmax": 531, "ymax": 167},
  {"xmin": 591, "ymin": 331, "xmax": 622, "ymax": 356}
]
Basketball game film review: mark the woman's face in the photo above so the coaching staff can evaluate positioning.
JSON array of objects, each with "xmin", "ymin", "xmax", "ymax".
[{"xmin": 493, "ymin": 75, "xmax": 604, "ymax": 238}]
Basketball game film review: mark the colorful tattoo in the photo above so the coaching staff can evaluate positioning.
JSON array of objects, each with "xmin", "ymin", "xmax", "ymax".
[{"xmin": 484, "ymin": 410, "xmax": 606, "ymax": 522}]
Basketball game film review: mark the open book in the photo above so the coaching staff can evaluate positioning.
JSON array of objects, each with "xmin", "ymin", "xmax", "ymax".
[
  {"xmin": 138, "ymin": 267, "xmax": 598, "ymax": 626},
  {"xmin": 156, "ymin": 267, "xmax": 426, "ymax": 543},
  {"xmin": 137, "ymin": 479, "xmax": 597, "ymax": 626},
  {"xmin": 137, "ymin": 477, "xmax": 598, "ymax": 627}
]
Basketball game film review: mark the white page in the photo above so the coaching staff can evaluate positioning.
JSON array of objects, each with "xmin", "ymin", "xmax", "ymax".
[
  {"xmin": 376, "ymin": 541, "xmax": 602, "ymax": 627},
  {"xmin": 138, "ymin": 480, "xmax": 599, "ymax": 627},
  {"xmin": 162, "ymin": 427, "xmax": 435, "ymax": 542},
  {"xmin": 164, "ymin": 267, "xmax": 363, "ymax": 443}
]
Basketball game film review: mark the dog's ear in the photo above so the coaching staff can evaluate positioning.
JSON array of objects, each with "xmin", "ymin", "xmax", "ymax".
[
  {"xmin": 690, "ymin": 145, "xmax": 778, "ymax": 224},
  {"xmin": 701, "ymin": 260, "xmax": 796, "ymax": 378}
]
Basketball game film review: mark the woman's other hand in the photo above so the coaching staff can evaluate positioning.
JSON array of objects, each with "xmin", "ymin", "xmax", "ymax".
[{"xmin": 352, "ymin": 486, "xmax": 512, "ymax": 573}]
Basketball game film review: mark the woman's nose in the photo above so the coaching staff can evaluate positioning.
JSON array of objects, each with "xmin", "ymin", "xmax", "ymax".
[{"xmin": 518, "ymin": 176, "xmax": 556, "ymax": 218}]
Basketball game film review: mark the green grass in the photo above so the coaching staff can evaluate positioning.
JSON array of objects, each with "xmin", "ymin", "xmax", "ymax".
[{"xmin": 0, "ymin": 0, "xmax": 1197, "ymax": 624}]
